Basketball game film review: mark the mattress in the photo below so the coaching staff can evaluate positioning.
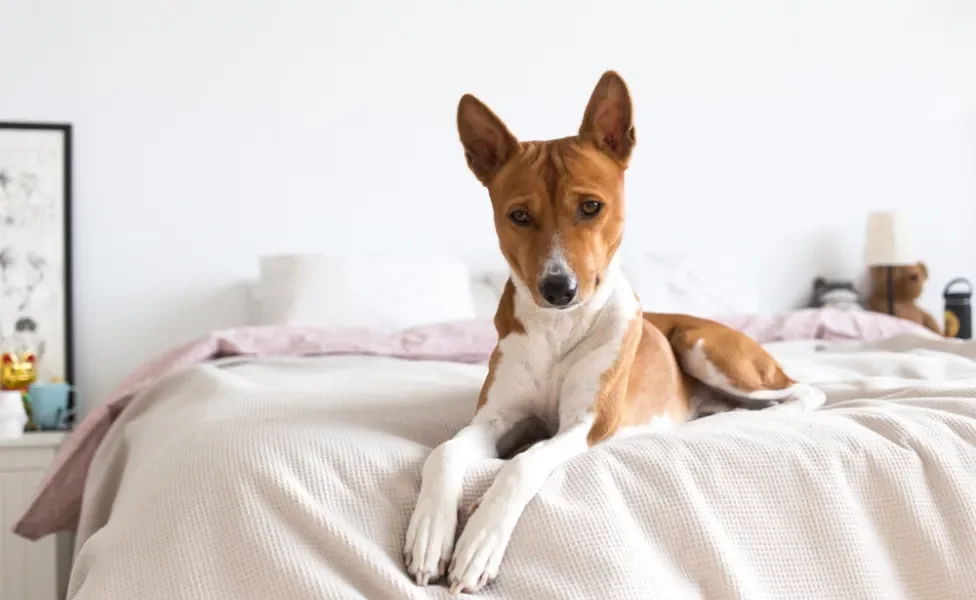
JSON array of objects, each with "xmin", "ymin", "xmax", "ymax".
[{"xmin": 66, "ymin": 334, "xmax": 976, "ymax": 599}]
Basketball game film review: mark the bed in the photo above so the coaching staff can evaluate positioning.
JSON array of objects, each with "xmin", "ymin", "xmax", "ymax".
[{"xmin": 13, "ymin": 255, "xmax": 976, "ymax": 599}]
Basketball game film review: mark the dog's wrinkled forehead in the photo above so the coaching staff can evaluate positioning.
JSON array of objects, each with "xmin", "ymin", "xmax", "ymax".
[
  {"xmin": 494, "ymin": 138, "xmax": 622, "ymax": 198},
  {"xmin": 490, "ymin": 137, "xmax": 624, "ymax": 232},
  {"xmin": 542, "ymin": 248, "xmax": 569, "ymax": 274}
]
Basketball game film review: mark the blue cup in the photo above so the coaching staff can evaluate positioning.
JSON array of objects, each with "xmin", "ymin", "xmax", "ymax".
[{"xmin": 27, "ymin": 382, "xmax": 73, "ymax": 430}]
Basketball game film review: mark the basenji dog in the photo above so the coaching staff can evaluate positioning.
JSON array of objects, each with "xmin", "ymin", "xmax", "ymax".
[{"xmin": 404, "ymin": 71, "xmax": 825, "ymax": 595}]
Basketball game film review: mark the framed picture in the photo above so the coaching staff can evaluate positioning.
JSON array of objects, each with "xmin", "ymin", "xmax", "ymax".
[{"xmin": 0, "ymin": 122, "xmax": 73, "ymax": 407}]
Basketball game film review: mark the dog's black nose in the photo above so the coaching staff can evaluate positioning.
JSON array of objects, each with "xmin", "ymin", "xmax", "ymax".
[{"xmin": 540, "ymin": 275, "xmax": 578, "ymax": 307}]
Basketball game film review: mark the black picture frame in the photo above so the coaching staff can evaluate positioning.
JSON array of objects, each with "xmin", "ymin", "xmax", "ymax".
[{"xmin": 0, "ymin": 121, "xmax": 74, "ymax": 427}]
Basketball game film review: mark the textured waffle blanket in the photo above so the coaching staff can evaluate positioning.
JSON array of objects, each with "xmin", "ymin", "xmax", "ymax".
[{"xmin": 68, "ymin": 334, "xmax": 976, "ymax": 599}]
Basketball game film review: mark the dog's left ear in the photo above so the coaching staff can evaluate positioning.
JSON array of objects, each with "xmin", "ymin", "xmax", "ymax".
[
  {"xmin": 917, "ymin": 261, "xmax": 928, "ymax": 279},
  {"xmin": 580, "ymin": 71, "xmax": 636, "ymax": 164}
]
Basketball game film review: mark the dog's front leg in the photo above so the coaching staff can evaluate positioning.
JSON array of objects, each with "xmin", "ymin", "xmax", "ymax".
[
  {"xmin": 404, "ymin": 410, "xmax": 514, "ymax": 586},
  {"xmin": 447, "ymin": 414, "xmax": 593, "ymax": 595}
]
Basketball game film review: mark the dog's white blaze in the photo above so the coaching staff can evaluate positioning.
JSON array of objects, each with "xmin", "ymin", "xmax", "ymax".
[
  {"xmin": 542, "ymin": 244, "xmax": 572, "ymax": 278},
  {"xmin": 682, "ymin": 339, "xmax": 826, "ymax": 412}
]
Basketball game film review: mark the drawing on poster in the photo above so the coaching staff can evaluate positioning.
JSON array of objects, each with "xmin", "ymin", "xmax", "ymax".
[{"xmin": 0, "ymin": 126, "xmax": 69, "ymax": 383}]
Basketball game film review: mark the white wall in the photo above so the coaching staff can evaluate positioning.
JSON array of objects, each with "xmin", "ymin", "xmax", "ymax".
[{"xmin": 2, "ymin": 0, "xmax": 975, "ymax": 412}]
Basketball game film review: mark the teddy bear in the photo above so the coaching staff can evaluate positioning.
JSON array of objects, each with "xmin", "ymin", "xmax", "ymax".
[{"xmin": 866, "ymin": 262, "xmax": 941, "ymax": 334}]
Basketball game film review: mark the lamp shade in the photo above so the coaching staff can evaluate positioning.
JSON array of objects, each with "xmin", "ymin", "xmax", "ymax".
[{"xmin": 864, "ymin": 211, "xmax": 916, "ymax": 266}]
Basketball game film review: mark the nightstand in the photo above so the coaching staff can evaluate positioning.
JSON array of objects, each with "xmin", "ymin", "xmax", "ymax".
[{"xmin": 1, "ymin": 432, "xmax": 73, "ymax": 600}]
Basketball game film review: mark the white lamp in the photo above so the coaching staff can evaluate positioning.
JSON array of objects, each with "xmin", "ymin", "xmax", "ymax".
[{"xmin": 864, "ymin": 210, "xmax": 915, "ymax": 315}]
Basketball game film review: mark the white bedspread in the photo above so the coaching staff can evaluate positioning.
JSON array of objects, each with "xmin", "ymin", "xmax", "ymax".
[{"xmin": 69, "ymin": 334, "xmax": 976, "ymax": 599}]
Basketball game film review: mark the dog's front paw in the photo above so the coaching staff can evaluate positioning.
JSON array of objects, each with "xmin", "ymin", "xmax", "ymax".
[
  {"xmin": 404, "ymin": 491, "xmax": 458, "ymax": 586},
  {"xmin": 447, "ymin": 498, "xmax": 514, "ymax": 595}
]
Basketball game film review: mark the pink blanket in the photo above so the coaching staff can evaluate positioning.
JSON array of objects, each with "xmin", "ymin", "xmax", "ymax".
[{"xmin": 12, "ymin": 308, "xmax": 930, "ymax": 540}]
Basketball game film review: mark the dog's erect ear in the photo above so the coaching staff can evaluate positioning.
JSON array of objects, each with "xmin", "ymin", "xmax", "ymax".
[
  {"xmin": 457, "ymin": 94, "xmax": 519, "ymax": 186},
  {"xmin": 918, "ymin": 261, "xmax": 928, "ymax": 279},
  {"xmin": 580, "ymin": 71, "xmax": 636, "ymax": 164}
]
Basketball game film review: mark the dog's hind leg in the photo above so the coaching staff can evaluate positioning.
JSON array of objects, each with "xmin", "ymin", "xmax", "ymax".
[{"xmin": 647, "ymin": 313, "xmax": 826, "ymax": 414}]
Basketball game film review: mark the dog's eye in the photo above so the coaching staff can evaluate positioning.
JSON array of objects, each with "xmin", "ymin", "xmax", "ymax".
[
  {"xmin": 579, "ymin": 199, "xmax": 603, "ymax": 219},
  {"xmin": 509, "ymin": 210, "xmax": 532, "ymax": 226}
]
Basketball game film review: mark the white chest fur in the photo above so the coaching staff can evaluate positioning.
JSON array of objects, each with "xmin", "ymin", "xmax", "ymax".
[{"xmin": 488, "ymin": 264, "xmax": 640, "ymax": 433}]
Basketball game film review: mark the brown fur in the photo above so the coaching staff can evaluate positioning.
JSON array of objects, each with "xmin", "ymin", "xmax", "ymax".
[
  {"xmin": 866, "ymin": 262, "xmax": 941, "ymax": 334},
  {"xmin": 645, "ymin": 313, "xmax": 795, "ymax": 391},
  {"xmin": 588, "ymin": 313, "xmax": 694, "ymax": 445},
  {"xmin": 460, "ymin": 71, "xmax": 799, "ymax": 445}
]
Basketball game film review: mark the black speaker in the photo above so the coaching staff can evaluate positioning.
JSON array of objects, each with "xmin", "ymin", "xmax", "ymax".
[{"xmin": 943, "ymin": 278, "xmax": 972, "ymax": 339}]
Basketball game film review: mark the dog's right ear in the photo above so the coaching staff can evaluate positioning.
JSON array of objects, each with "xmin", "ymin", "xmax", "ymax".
[{"xmin": 457, "ymin": 94, "xmax": 519, "ymax": 186}]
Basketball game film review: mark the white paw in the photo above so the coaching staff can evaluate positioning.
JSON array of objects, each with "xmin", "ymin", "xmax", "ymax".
[
  {"xmin": 766, "ymin": 384, "xmax": 826, "ymax": 413},
  {"xmin": 447, "ymin": 499, "xmax": 514, "ymax": 595},
  {"xmin": 404, "ymin": 491, "xmax": 458, "ymax": 586}
]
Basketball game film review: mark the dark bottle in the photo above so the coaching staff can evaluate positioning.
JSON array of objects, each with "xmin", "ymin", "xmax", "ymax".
[{"xmin": 943, "ymin": 278, "xmax": 972, "ymax": 339}]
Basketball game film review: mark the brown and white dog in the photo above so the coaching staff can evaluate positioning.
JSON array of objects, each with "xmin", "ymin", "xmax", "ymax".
[{"xmin": 403, "ymin": 71, "xmax": 824, "ymax": 595}]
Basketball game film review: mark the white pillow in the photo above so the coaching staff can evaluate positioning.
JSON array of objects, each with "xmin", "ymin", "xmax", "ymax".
[
  {"xmin": 469, "ymin": 271, "xmax": 510, "ymax": 319},
  {"xmin": 252, "ymin": 254, "xmax": 477, "ymax": 330},
  {"xmin": 621, "ymin": 252, "xmax": 759, "ymax": 316}
]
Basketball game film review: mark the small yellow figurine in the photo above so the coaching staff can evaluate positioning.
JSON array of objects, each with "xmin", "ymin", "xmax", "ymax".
[{"xmin": 1, "ymin": 351, "xmax": 38, "ymax": 431}]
